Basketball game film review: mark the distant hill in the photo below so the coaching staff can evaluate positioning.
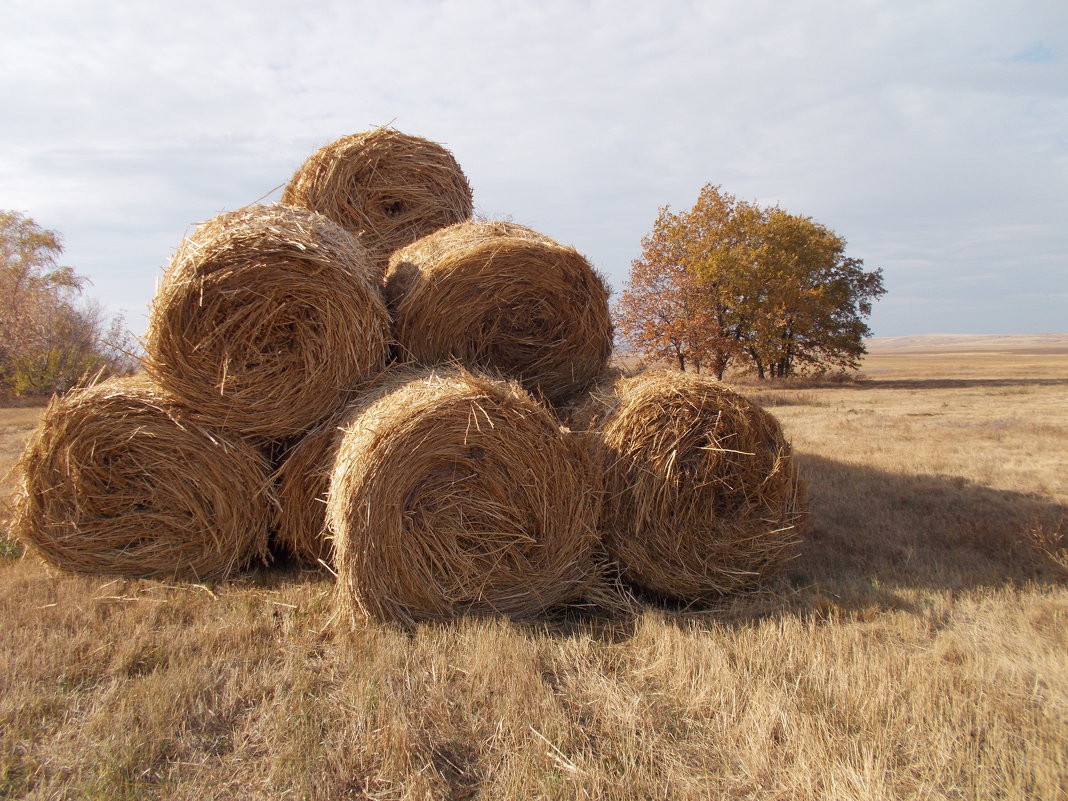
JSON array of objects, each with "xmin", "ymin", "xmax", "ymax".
[{"xmin": 865, "ymin": 333, "xmax": 1068, "ymax": 353}]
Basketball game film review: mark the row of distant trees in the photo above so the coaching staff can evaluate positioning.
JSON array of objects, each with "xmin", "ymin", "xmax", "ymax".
[
  {"xmin": 614, "ymin": 184, "xmax": 885, "ymax": 379},
  {"xmin": 4, "ymin": 189, "xmax": 881, "ymax": 396},
  {"xmin": 0, "ymin": 210, "xmax": 138, "ymax": 397}
]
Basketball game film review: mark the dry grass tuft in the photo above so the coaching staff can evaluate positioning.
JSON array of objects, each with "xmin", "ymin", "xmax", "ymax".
[
  {"xmin": 571, "ymin": 369, "xmax": 806, "ymax": 602},
  {"xmin": 328, "ymin": 367, "xmax": 599, "ymax": 624},
  {"xmin": 10, "ymin": 377, "xmax": 274, "ymax": 580},
  {"xmin": 1027, "ymin": 516, "xmax": 1068, "ymax": 577},
  {"xmin": 385, "ymin": 220, "xmax": 613, "ymax": 405},
  {"xmin": 144, "ymin": 204, "xmax": 389, "ymax": 441},
  {"xmin": 282, "ymin": 128, "xmax": 473, "ymax": 271}
]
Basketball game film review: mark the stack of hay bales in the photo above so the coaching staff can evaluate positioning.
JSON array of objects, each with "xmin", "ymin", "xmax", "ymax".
[
  {"xmin": 10, "ymin": 126, "xmax": 807, "ymax": 624},
  {"xmin": 11, "ymin": 199, "xmax": 395, "ymax": 583}
]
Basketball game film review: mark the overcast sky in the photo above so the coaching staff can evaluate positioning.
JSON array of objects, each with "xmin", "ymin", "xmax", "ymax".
[{"xmin": 2, "ymin": 0, "xmax": 1065, "ymax": 338}]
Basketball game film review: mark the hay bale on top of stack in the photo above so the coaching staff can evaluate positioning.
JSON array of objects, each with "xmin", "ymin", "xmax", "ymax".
[
  {"xmin": 282, "ymin": 128, "xmax": 474, "ymax": 274},
  {"xmin": 12, "ymin": 377, "xmax": 273, "ymax": 580},
  {"xmin": 569, "ymin": 370, "xmax": 807, "ymax": 603},
  {"xmin": 385, "ymin": 220, "xmax": 613, "ymax": 406},
  {"xmin": 144, "ymin": 204, "xmax": 390, "ymax": 441},
  {"xmin": 327, "ymin": 367, "xmax": 598, "ymax": 625}
]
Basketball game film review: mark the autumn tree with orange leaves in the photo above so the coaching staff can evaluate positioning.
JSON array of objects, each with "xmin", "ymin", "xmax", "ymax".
[
  {"xmin": 0, "ymin": 210, "xmax": 137, "ymax": 395},
  {"xmin": 614, "ymin": 184, "xmax": 885, "ymax": 379},
  {"xmin": 613, "ymin": 205, "xmax": 715, "ymax": 374}
]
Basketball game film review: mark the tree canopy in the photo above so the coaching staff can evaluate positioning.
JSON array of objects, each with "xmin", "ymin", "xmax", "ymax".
[
  {"xmin": 615, "ymin": 184, "xmax": 885, "ymax": 379},
  {"xmin": 0, "ymin": 210, "xmax": 137, "ymax": 395}
]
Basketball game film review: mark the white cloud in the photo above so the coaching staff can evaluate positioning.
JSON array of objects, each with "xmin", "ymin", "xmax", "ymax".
[{"xmin": 1, "ymin": 0, "xmax": 1065, "ymax": 336}]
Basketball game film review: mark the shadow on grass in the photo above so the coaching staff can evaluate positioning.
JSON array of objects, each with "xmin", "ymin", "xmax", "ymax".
[
  {"xmin": 630, "ymin": 453, "xmax": 1068, "ymax": 632},
  {"xmin": 299, "ymin": 448, "xmax": 1068, "ymax": 641},
  {"xmin": 796, "ymin": 453, "xmax": 1065, "ymax": 582},
  {"xmin": 7, "ymin": 451, "xmax": 1064, "ymax": 643}
]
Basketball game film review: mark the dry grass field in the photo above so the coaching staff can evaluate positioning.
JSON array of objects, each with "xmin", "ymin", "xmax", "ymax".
[{"xmin": 2, "ymin": 335, "xmax": 1066, "ymax": 800}]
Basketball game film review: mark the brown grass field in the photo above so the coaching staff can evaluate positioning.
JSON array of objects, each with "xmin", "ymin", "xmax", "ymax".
[{"xmin": 1, "ymin": 335, "xmax": 1066, "ymax": 800}]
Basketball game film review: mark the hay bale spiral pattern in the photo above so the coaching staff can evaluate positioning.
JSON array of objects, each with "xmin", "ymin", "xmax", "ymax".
[
  {"xmin": 12, "ymin": 378, "xmax": 274, "ymax": 580},
  {"xmin": 572, "ymin": 370, "xmax": 806, "ymax": 602},
  {"xmin": 282, "ymin": 128, "xmax": 473, "ymax": 271},
  {"xmin": 385, "ymin": 221, "xmax": 613, "ymax": 405},
  {"xmin": 328, "ymin": 368, "xmax": 598, "ymax": 624},
  {"xmin": 144, "ymin": 205, "xmax": 389, "ymax": 440}
]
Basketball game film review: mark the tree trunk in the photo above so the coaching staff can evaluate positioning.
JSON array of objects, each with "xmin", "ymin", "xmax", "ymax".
[
  {"xmin": 749, "ymin": 348, "xmax": 765, "ymax": 380},
  {"xmin": 780, "ymin": 325, "xmax": 794, "ymax": 378}
]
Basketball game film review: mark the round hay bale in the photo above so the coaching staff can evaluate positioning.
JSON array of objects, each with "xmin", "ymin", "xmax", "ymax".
[
  {"xmin": 273, "ymin": 411, "xmax": 347, "ymax": 567},
  {"xmin": 384, "ymin": 220, "xmax": 613, "ymax": 405},
  {"xmin": 282, "ymin": 128, "xmax": 474, "ymax": 271},
  {"xmin": 327, "ymin": 367, "xmax": 598, "ymax": 624},
  {"xmin": 11, "ymin": 377, "xmax": 274, "ymax": 580},
  {"xmin": 571, "ymin": 370, "xmax": 806, "ymax": 603},
  {"xmin": 144, "ymin": 205, "xmax": 390, "ymax": 440}
]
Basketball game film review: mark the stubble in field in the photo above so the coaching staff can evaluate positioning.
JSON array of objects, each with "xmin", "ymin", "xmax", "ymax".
[{"xmin": 1, "ymin": 342, "xmax": 1065, "ymax": 800}]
